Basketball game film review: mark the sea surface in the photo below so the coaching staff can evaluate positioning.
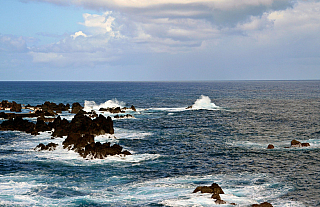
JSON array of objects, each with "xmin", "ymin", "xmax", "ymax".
[{"xmin": 0, "ymin": 81, "xmax": 320, "ymax": 207}]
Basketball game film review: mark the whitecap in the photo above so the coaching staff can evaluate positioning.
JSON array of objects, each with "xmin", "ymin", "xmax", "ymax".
[
  {"xmin": 114, "ymin": 128, "xmax": 153, "ymax": 140},
  {"xmin": 83, "ymin": 99, "xmax": 126, "ymax": 112},
  {"xmin": 190, "ymin": 95, "xmax": 220, "ymax": 110}
]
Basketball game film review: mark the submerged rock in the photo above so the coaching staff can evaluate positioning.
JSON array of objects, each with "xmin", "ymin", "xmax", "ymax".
[
  {"xmin": 252, "ymin": 202, "xmax": 273, "ymax": 207},
  {"xmin": 215, "ymin": 199, "xmax": 227, "ymax": 204}
]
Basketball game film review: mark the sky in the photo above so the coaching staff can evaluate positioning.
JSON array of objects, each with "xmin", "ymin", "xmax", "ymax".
[{"xmin": 0, "ymin": 0, "xmax": 320, "ymax": 81}]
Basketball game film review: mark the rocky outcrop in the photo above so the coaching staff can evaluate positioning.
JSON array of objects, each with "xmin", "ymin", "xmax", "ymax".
[
  {"xmin": 34, "ymin": 143, "xmax": 58, "ymax": 151},
  {"xmin": 0, "ymin": 117, "xmax": 36, "ymax": 134},
  {"xmin": 1, "ymin": 100, "xmax": 131, "ymax": 160},
  {"xmin": 252, "ymin": 202, "xmax": 273, "ymax": 207},
  {"xmin": 0, "ymin": 116, "xmax": 54, "ymax": 135},
  {"xmin": 193, "ymin": 183, "xmax": 226, "ymax": 204},
  {"xmin": 291, "ymin": 139, "xmax": 310, "ymax": 148},
  {"xmin": 193, "ymin": 183, "xmax": 272, "ymax": 206},
  {"xmin": 193, "ymin": 183, "xmax": 224, "ymax": 194},
  {"xmin": 0, "ymin": 112, "xmax": 9, "ymax": 119},
  {"xmin": 99, "ymin": 107, "xmax": 124, "ymax": 113},
  {"xmin": 49, "ymin": 116, "xmax": 70, "ymax": 137},
  {"xmin": 114, "ymin": 114, "xmax": 134, "ymax": 119},
  {"xmin": 267, "ymin": 144, "xmax": 274, "ymax": 149},
  {"xmin": 39, "ymin": 101, "xmax": 70, "ymax": 114},
  {"xmin": 62, "ymin": 133, "xmax": 94, "ymax": 151},
  {"xmin": 51, "ymin": 112, "xmax": 114, "ymax": 138},
  {"xmin": 0, "ymin": 100, "xmax": 21, "ymax": 112},
  {"xmin": 99, "ymin": 105, "xmax": 137, "ymax": 114},
  {"xmin": 71, "ymin": 102, "xmax": 83, "ymax": 114},
  {"xmin": 268, "ymin": 140, "xmax": 310, "ymax": 149},
  {"xmin": 79, "ymin": 142, "xmax": 132, "ymax": 159}
]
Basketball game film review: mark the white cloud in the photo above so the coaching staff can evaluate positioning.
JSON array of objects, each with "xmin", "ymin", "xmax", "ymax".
[
  {"xmin": 0, "ymin": 35, "xmax": 28, "ymax": 52},
  {"xmin": 71, "ymin": 31, "xmax": 88, "ymax": 39},
  {"xmin": 18, "ymin": 0, "xmax": 320, "ymax": 79}
]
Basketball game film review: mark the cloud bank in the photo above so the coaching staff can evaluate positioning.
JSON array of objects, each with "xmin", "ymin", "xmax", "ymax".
[{"xmin": 2, "ymin": 0, "xmax": 320, "ymax": 80}]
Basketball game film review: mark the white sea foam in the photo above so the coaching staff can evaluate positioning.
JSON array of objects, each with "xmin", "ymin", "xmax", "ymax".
[
  {"xmin": 83, "ymin": 99, "xmax": 125, "ymax": 112},
  {"xmin": 145, "ymin": 95, "xmax": 221, "ymax": 113},
  {"xmin": 228, "ymin": 138, "xmax": 320, "ymax": 150},
  {"xmin": 114, "ymin": 128, "xmax": 153, "ymax": 140},
  {"xmin": 191, "ymin": 95, "xmax": 220, "ymax": 110},
  {"xmin": 97, "ymin": 173, "xmax": 303, "ymax": 207}
]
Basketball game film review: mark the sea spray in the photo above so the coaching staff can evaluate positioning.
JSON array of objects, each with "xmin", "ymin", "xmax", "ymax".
[
  {"xmin": 191, "ymin": 95, "xmax": 219, "ymax": 110},
  {"xmin": 84, "ymin": 99, "xmax": 126, "ymax": 112}
]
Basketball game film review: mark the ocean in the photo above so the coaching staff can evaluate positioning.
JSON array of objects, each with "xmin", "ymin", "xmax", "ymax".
[{"xmin": 0, "ymin": 81, "xmax": 319, "ymax": 206}]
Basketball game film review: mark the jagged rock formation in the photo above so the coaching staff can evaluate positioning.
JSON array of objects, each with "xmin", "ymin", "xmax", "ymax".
[
  {"xmin": 34, "ymin": 143, "xmax": 58, "ymax": 151},
  {"xmin": 0, "ymin": 100, "xmax": 21, "ymax": 112},
  {"xmin": 291, "ymin": 139, "xmax": 310, "ymax": 147},
  {"xmin": 193, "ymin": 183, "xmax": 227, "ymax": 204},
  {"xmin": 0, "ymin": 100, "xmax": 132, "ymax": 159}
]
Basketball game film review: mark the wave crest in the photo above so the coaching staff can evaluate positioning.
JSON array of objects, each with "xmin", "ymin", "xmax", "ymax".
[
  {"xmin": 191, "ymin": 95, "xmax": 219, "ymax": 110},
  {"xmin": 83, "ymin": 99, "xmax": 125, "ymax": 112}
]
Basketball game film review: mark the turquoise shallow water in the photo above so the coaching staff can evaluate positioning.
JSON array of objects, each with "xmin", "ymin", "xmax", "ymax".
[{"xmin": 0, "ymin": 81, "xmax": 320, "ymax": 206}]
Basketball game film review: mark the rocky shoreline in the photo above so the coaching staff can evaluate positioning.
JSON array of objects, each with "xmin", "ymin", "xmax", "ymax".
[{"xmin": 0, "ymin": 100, "xmax": 133, "ymax": 159}]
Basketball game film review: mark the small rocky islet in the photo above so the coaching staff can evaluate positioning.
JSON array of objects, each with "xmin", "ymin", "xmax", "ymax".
[{"xmin": 267, "ymin": 139, "xmax": 311, "ymax": 149}]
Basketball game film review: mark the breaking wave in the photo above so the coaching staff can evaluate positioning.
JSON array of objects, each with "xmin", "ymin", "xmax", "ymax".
[
  {"xmin": 83, "ymin": 99, "xmax": 126, "ymax": 112},
  {"xmin": 191, "ymin": 95, "xmax": 220, "ymax": 110}
]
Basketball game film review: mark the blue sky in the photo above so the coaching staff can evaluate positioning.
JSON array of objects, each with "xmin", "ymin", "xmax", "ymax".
[{"xmin": 1, "ymin": 0, "xmax": 320, "ymax": 81}]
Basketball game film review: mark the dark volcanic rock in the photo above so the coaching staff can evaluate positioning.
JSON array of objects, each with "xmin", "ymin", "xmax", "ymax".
[
  {"xmin": 0, "ymin": 112, "xmax": 8, "ymax": 119},
  {"xmin": 211, "ymin": 193, "xmax": 221, "ymax": 200},
  {"xmin": 50, "ymin": 116, "xmax": 70, "ymax": 137},
  {"xmin": 267, "ymin": 144, "xmax": 274, "ymax": 149},
  {"xmin": 71, "ymin": 102, "xmax": 84, "ymax": 114},
  {"xmin": 291, "ymin": 139, "xmax": 301, "ymax": 147},
  {"xmin": 34, "ymin": 142, "xmax": 58, "ymax": 151},
  {"xmin": 80, "ymin": 141, "xmax": 132, "ymax": 159},
  {"xmin": 0, "ymin": 100, "xmax": 21, "ymax": 112},
  {"xmin": 39, "ymin": 101, "xmax": 69, "ymax": 114},
  {"xmin": 130, "ymin": 105, "xmax": 136, "ymax": 111},
  {"xmin": 63, "ymin": 133, "xmax": 94, "ymax": 151},
  {"xmin": 291, "ymin": 139, "xmax": 310, "ymax": 147},
  {"xmin": 0, "ymin": 116, "xmax": 53, "ymax": 135},
  {"xmin": 215, "ymin": 199, "xmax": 227, "ymax": 204},
  {"xmin": 114, "ymin": 114, "xmax": 134, "ymax": 119},
  {"xmin": 11, "ymin": 101, "xmax": 22, "ymax": 112},
  {"xmin": 193, "ymin": 183, "xmax": 224, "ymax": 194},
  {"xmin": 51, "ymin": 113, "xmax": 114, "ymax": 138},
  {"xmin": 35, "ymin": 117, "xmax": 52, "ymax": 132},
  {"xmin": 99, "ymin": 107, "xmax": 124, "ymax": 113},
  {"xmin": 301, "ymin": 142, "xmax": 310, "ymax": 147},
  {"xmin": 0, "ymin": 117, "xmax": 36, "ymax": 134},
  {"xmin": 252, "ymin": 202, "xmax": 273, "ymax": 207}
]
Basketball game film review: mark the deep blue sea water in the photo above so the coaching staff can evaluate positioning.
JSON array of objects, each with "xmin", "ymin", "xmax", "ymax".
[{"xmin": 0, "ymin": 81, "xmax": 320, "ymax": 206}]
